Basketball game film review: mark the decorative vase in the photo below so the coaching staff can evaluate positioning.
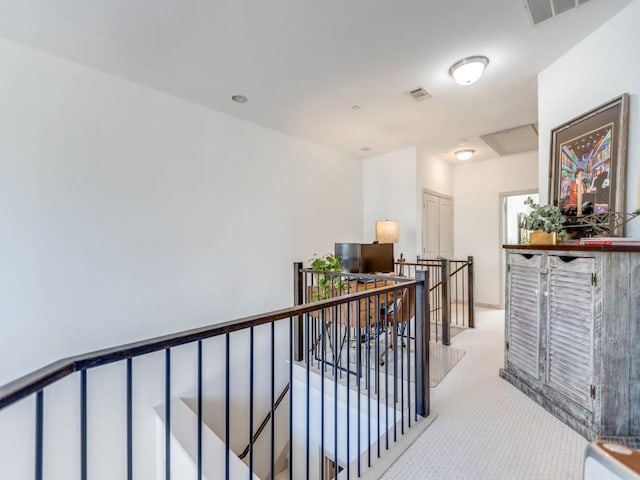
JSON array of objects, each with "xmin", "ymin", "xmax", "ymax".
[{"xmin": 529, "ymin": 230, "xmax": 558, "ymax": 245}]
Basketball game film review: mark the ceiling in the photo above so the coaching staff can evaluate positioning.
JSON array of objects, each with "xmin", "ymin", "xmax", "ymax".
[{"xmin": 0, "ymin": 0, "xmax": 633, "ymax": 163}]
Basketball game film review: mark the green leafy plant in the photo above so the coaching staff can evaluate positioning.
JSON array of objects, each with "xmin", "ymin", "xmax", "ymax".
[
  {"xmin": 522, "ymin": 197, "xmax": 567, "ymax": 235},
  {"xmin": 309, "ymin": 253, "xmax": 347, "ymax": 301}
]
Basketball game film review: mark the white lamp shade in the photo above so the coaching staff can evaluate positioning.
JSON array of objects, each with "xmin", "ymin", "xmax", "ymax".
[
  {"xmin": 376, "ymin": 220, "xmax": 399, "ymax": 243},
  {"xmin": 449, "ymin": 56, "xmax": 489, "ymax": 86}
]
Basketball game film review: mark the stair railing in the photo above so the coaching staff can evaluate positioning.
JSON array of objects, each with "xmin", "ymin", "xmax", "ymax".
[
  {"xmin": 0, "ymin": 269, "xmax": 430, "ymax": 480},
  {"xmin": 291, "ymin": 264, "xmax": 430, "ymax": 478},
  {"xmin": 393, "ymin": 256, "xmax": 475, "ymax": 346}
]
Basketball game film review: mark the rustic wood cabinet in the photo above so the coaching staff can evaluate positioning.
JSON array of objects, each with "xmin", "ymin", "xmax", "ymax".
[{"xmin": 501, "ymin": 245, "xmax": 640, "ymax": 447}]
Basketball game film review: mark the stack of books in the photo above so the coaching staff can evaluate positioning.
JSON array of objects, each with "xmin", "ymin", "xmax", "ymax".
[{"xmin": 579, "ymin": 237, "xmax": 640, "ymax": 246}]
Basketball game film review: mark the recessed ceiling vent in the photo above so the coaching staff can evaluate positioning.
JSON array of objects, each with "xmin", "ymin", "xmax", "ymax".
[
  {"xmin": 480, "ymin": 123, "xmax": 539, "ymax": 156},
  {"xmin": 409, "ymin": 87, "xmax": 432, "ymax": 100},
  {"xmin": 525, "ymin": 0, "xmax": 591, "ymax": 25}
]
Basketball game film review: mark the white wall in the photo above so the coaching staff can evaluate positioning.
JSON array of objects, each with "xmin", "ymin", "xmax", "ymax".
[
  {"xmin": 538, "ymin": 0, "xmax": 640, "ymax": 237},
  {"xmin": 362, "ymin": 147, "xmax": 417, "ymax": 259},
  {"xmin": 417, "ymin": 149, "xmax": 454, "ymax": 198},
  {"xmin": 454, "ymin": 151, "xmax": 538, "ymax": 306},
  {"xmin": 0, "ymin": 37, "xmax": 363, "ymax": 479},
  {"xmin": 0, "ymin": 37, "xmax": 362, "ymax": 385}
]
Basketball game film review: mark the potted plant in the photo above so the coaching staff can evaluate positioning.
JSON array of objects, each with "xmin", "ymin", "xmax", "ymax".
[
  {"xmin": 308, "ymin": 254, "xmax": 347, "ymax": 301},
  {"xmin": 522, "ymin": 197, "xmax": 567, "ymax": 245}
]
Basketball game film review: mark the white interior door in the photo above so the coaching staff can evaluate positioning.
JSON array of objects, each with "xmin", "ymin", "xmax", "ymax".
[
  {"xmin": 438, "ymin": 196, "xmax": 453, "ymax": 258},
  {"xmin": 422, "ymin": 191, "xmax": 453, "ymax": 259},
  {"xmin": 423, "ymin": 192, "xmax": 439, "ymax": 258}
]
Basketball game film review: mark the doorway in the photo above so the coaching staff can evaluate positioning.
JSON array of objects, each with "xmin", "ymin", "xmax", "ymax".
[
  {"xmin": 422, "ymin": 190, "xmax": 453, "ymax": 259},
  {"xmin": 499, "ymin": 190, "xmax": 539, "ymax": 306}
]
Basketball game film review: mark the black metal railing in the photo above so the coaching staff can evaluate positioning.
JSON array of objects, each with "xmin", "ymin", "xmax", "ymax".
[
  {"xmin": 0, "ymin": 267, "xmax": 430, "ymax": 480},
  {"xmin": 448, "ymin": 257, "xmax": 475, "ymax": 329},
  {"xmin": 292, "ymin": 264, "xmax": 429, "ymax": 478},
  {"xmin": 393, "ymin": 256, "xmax": 474, "ymax": 346}
]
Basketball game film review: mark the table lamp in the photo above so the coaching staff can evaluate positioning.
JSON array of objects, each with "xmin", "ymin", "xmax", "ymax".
[{"xmin": 375, "ymin": 220, "xmax": 399, "ymax": 243}]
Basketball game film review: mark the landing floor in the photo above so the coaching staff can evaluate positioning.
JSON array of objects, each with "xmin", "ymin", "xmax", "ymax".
[{"xmin": 382, "ymin": 307, "xmax": 587, "ymax": 480}]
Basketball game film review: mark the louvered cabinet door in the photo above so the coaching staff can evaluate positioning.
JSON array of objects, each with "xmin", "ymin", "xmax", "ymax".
[
  {"xmin": 506, "ymin": 253, "xmax": 542, "ymax": 378},
  {"xmin": 546, "ymin": 255, "xmax": 595, "ymax": 411}
]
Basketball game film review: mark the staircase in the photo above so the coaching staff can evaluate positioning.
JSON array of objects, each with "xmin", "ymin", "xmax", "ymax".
[
  {"xmin": 290, "ymin": 360, "xmax": 410, "ymax": 479},
  {"xmin": 154, "ymin": 399, "xmax": 261, "ymax": 480}
]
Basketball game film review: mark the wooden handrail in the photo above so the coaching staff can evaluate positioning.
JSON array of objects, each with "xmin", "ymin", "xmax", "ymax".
[
  {"xmin": 238, "ymin": 383, "xmax": 290, "ymax": 460},
  {"xmin": 395, "ymin": 259, "xmax": 469, "ymax": 277},
  {"xmin": 0, "ymin": 280, "xmax": 420, "ymax": 410},
  {"xmin": 394, "ymin": 260, "xmax": 469, "ymax": 289}
]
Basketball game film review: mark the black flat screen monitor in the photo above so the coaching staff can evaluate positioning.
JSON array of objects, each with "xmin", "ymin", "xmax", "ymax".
[
  {"xmin": 361, "ymin": 243, "xmax": 394, "ymax": 273},
  {"xmin": 334, "ymin": 243, "xmax": 394, "ymax": 274}
]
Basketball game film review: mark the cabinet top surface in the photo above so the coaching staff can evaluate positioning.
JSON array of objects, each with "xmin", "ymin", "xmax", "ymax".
[{"xmin": 503, "ymin": 244, "xmax": 640, "ymax": 252}]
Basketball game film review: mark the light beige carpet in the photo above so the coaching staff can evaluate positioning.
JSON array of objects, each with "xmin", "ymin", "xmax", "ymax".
[{"xmin": 382, "ymin": 307, "xmax": 587, "ymax": 480}]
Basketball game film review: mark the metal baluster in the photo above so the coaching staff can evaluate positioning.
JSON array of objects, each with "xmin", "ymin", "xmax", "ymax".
[
  {"xmin": 376, "ymin": 293, "xmax": 381, "ymax": 459},
  {"xmin": 81, "ymin": 370, "xmax": 87, "ymax": 480},
  {"xmin": 270, "ymin": 323, "xmax": 275, "ymax": 480},
  {"xmin": 35, "ymin": 390, "xmax": 43, "ymax": 480},
  {"xmin": 393, "ymin": 289, "xmax": 398, "ymax": 443},
  {"xmin": 407, "ymin": 288, "xmax": 412, "ymax": 428},
  {"xmin": 165, "ymin": 349, "xmax": 171, "ymax": 480},
  {"xmin": 333, "ymin": 304, "xmax": 338, "ymax": 480},
  {"xmin": 346, "ymin": 299, "xmax": 351, "ymax": 480},
  {"xmin": 400, "ymin": 288, "xmax": 405, "ymax": 436},
  {"xmin": 468, "ymin": 256, "xmax": 475, "ymax": 328},
  {"xmin": 367, "ymin": 292, "xmax": 372, "ymax": 468},
  {"xmin": 455, "ymin": 263, "xmax": 459, "ymax": 326},
  {"xmin": 320, "ymin": 309, "xmax": 326, "ymax": 480},
  {"xmin": 127, "ymin": 359, "xmax": 133, "ymax": 480},
  {"xmin": 356, "ymin": 297, "xmax": 362, "ymax": 477},
  {"xmin": 384, "ymin": 292, "xmax": 389, "ymax": 452},
  {"xmin": 197, "ymin": 341, "xmax": 203, "ymax": 480},
  {"xmin": 249, "ymin": 328, "xmax": 254, "ymax": 479},
  {"xmin": 225, "ymin": 335, "xmax": 230, "ymax": 480},
  {"xmin": 289, "ymin": 317, "xmax": 293, "ymax": 480},
  {"xmin": 306, "ymin": 313, "xmax": 311, "ymax": 480},
  {"xmin": 294, "ymin": 262, "xmax": 304, "ymax": 362},
  {"xmin": 436, "ymin": 265, "xmax": 441, "ymax": 342}
]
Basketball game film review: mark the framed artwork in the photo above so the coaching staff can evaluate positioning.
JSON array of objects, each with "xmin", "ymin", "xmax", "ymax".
[{"xmin": 549, "ymin": 93, "xmax": 629, "ymax": 236}]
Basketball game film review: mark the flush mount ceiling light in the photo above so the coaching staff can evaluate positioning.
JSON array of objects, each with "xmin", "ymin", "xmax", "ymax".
[
  {"xmin": 231, "ymin": 94, "xmax": 248, "ymax": 103},
  {"xmin": 455, "ymin": 149, "xmax": 475, "ymax": 161},
  {"xmin": 449, "ymin": 56, "xmax": 489, "ymax": 86}
]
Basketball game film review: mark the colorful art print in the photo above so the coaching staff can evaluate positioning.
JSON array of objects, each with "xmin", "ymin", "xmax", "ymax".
[
  {"xmin": 558, "ymin": 124, "xmax": 612, "ymax": 214},
  {"xmin": 549, "ymin": 94, "xmax": 629, "ymax": 236}
]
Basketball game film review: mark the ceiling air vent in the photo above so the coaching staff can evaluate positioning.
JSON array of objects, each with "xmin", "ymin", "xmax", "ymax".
[
  {"xmin": 525, "ymin": 0, "xmax": 591, "ymax": 25},
  {"xmin": 480, "ymin": 123, "xmax": 539, "ymax": 156},
  {"xmin": 409, "ymin": 87, "xmax": 432, "ymax": 100}
]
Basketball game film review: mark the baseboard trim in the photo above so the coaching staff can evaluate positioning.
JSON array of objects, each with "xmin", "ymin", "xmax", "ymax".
[{"xmin": 475, "ymin": 302, "xmax": 501, "ymax": 309}]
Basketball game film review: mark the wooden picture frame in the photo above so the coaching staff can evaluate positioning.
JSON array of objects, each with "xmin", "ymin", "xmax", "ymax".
[{"xmin": 549, "ymin": 94, "xmax": 629, "ymax": 236}]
